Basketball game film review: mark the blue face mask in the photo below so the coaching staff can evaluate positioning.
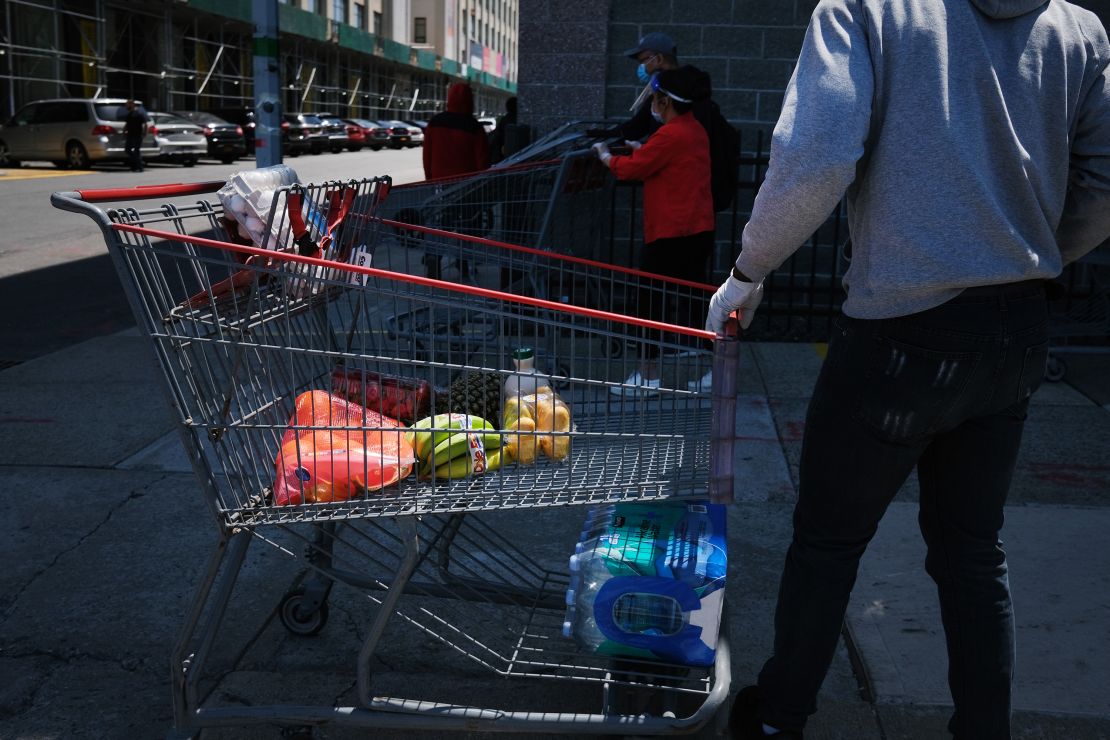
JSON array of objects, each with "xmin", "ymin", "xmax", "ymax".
[
  {"xmin": 636, "ymin": 63, "xmax": 651, "ymax": 84},
  {"xmin": 650, "ymin": 102, "xmax": 664, "ymax": 124}
]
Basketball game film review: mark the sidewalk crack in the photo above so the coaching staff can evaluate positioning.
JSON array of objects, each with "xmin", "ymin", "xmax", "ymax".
[{"xmin": 0, "ymin": 476, "xmax": 169, "ymax": 625}]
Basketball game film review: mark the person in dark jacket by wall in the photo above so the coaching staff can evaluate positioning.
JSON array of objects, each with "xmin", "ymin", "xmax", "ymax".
[
  {"xmin": 423, "ymin": 82, "xmax": 490, "ymax": 179},
  {"xmin": 591, "ymin": 33, "xmax": 740, "ymax": 213}
]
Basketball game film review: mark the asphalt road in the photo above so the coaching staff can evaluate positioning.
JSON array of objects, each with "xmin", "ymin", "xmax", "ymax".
[{"xmin": 0, "ymin": 147, "xmax": 426, "ymax": 365}]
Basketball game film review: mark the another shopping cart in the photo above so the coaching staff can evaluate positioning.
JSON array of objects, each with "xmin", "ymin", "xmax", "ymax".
[{"xmin": 52, "ymin": 178, "xmax": 740, "ymax": 737}]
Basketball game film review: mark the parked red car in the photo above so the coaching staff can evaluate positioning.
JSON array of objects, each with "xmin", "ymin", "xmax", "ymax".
[
  {"xmin": 346, "ymin": 118, "xmax": 391, "ymax": 151},
  {"xmin": 341, "ymin": 119, "xmax": 370, "ymax": 151}
]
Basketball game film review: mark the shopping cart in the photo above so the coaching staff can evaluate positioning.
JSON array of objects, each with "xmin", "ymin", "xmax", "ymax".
[
  {"xmin": 1045, "ymin": 245, "xmax": 1110, "ymax": 381},
  {"xmin": 52, "ymin": 178, "xmax": 740, "ymax": 737},
  {"xmin": 378, "ymin": 150, "xmax": 615, "ymax": 280}
]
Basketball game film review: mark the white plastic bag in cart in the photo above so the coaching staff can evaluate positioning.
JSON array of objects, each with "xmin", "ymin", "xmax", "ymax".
[{"xmin": 217, "ymin": 164, "xmax": 301, "ymax": 248}]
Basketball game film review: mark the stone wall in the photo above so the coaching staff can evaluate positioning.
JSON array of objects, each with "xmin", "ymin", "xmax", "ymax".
[
  {"xmin": 516, "ymin": 0, "xmax": 613, "ymax": 137},
  {"xmin": 606, "ymin": 0, "xmax": 817, "ymax": 141},
  {"xmin": 517, "ymin": 0, "xmax": 817, "ymax": 141}
]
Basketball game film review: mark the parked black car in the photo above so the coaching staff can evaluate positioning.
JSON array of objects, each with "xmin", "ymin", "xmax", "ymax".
[
  {"xmin": 172, "ymin": 111, "xmax": 246, "ymax": 163},
  {"xmin": 375, "ymin": 120, "xmax": 412, "ymax": 149},
  {"xmin": 208, "ymin": 107, "xmax": 257, "ymax": 154},
  {"xmin": 281, "ymin": 113, "xmax": 327, "ymax": 155},
  {"xmin": 308, "ymin": 112, "xmax": 350, "ymax": 153}
]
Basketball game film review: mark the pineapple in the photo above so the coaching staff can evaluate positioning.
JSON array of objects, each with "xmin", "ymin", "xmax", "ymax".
[{"xmin": 439, "ymin": 370, "xmax": 503, "ymax": 423}]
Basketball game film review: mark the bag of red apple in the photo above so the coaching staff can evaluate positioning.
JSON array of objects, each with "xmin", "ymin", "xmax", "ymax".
[
  {"xmin": 273, "ymin": 391, "xmax": 416, "ymax": 506},
  {"xmin": 330, "ymin": 368, "xmax": 432, "ymax": 425}
]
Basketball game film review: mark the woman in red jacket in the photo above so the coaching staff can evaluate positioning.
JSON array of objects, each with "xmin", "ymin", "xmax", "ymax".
[{"xmin": 593, "ymin": 66, "xmax": 716, "ymax": 397}]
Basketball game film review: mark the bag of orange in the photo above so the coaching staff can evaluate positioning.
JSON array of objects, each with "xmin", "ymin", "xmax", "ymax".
[{"xmin": 273, "ymin": 390, "xmax": 416, "ymax": 505}]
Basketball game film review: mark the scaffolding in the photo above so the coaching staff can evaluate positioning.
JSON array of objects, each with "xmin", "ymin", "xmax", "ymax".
[{"xmin": 0, "ymin": 0, "xmax": 510, "ymax": 120}]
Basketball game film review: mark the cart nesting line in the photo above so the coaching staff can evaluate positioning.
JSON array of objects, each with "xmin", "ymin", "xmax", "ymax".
[{"xmin": 51, "ymin": 177, "xmax": 741, "ymax": 738}]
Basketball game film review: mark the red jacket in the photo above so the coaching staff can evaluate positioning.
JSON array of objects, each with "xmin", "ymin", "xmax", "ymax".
[
  {"xmin": 423, "ymin": 84, "xmax": 490, "ymax": 179},
  {"xmin": 608, "ymin": 111, "xmax": 715, "ymax": 244}
]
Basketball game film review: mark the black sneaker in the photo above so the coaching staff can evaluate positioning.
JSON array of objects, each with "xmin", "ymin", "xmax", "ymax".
[{"xmin": 729, "ymin": 686, "xmax": 805, "ymax": 739}]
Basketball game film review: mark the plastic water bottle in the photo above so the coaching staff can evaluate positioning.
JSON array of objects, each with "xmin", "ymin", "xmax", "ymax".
[
  {"xmin": 577, "ymin": 505, "xmax": 616, "ymax": 544},
  {"xmin": 503, "ymin": 347, "xmax": 545, "ymax": 404},
  {"xmin": 566, "ymin": 555, "xmax": 616, "ymax": 650}
]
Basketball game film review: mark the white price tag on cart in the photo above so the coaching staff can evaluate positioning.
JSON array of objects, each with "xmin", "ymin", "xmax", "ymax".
[{"xmin": 348, "ymin": 245, "xmax": 371, "ymax": 286}]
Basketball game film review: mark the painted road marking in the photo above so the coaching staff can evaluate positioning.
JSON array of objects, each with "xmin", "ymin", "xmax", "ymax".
[{"xmin": 0, "ymin": 168, "xmax": 99, "ymax": 181}]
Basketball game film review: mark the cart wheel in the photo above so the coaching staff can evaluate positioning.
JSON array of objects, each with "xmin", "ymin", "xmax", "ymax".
[
  {"xmin": 1046, "ymin": 355, "xmax": 1066, "ymax": 383},
  {"xmin": 279, "ymin": 587, "xmax": 329, "ymax": 636},
  {"xmin": 606, "ymin": 337, "xmax": 625, "ymax": 359},
  {"xmin": 551, "ymin": 362, "xmax": 573, "ymax": 391}
]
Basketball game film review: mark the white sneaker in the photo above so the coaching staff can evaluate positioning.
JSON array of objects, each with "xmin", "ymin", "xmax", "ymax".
[
  {"xmin": 611, "ymin": 371, "xmax": 661, "ymax": 398},
  {"xmin": 687, "ymin": 370, "xmax": 712, "ymax": 392}
]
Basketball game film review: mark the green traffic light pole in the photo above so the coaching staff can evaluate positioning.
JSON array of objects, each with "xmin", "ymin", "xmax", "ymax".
[{"xmin": 253, "ymin": 0, "xmax": 282, "ymax": 167}]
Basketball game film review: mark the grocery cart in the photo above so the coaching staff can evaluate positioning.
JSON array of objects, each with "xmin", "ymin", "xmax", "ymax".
[
  {"xmin": 1045, "ymin": 244, "xmax": 1110, "ymax": 381},
  {"xmin": 377, "ymin": 150, "xmax": 615, "ymax": 281},
  {"xmin": 51, "ymin": 177, "xmax": 740, "ymax": 738}
]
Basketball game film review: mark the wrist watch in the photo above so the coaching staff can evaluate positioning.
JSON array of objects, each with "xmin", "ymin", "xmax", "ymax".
[{"xmin": 731, "ymin": 265, "xmax": 753, "ymax": 283}]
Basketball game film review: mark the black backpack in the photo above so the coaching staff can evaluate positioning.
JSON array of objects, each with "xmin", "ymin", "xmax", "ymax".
[
  {"xmin": 686, "ymin": 66, "xmax": 740, "ymax": 212},
  {"xmin": 695, "ymin": 99, "xmax": 740, "ymax": 212}
]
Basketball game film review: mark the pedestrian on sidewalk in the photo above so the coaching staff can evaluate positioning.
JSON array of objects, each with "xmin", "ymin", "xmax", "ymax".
[
  {"xmin": 704, "ymin": 2, "xmax": 1110, "ymax": 739},
  {"xmin": 123, "ymin": 100, "xmax": 148, "ymax": 173},
  {"xmin": 591, "ymin": 32, "xmax": 741, "ymax": 215},
  {"xmin": 421, "ymin": 82, "xmax": 490, "ymax": 280},
  {"xmin": 593, "ymin": 66, "xmax": 716, "ymax": 397}
]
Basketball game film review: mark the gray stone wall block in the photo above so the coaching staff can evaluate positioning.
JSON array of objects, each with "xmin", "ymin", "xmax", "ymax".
[
  {"xmin": 550, "ymin": 0, "xmax": 612, "ymax": 23},
  {"xmin": 608, "ymin": 54, "xmax": 638, "ymax": 85},
  {"xmin": 520, "ymin": 21, "xmax": 609, "ymax": 55},
  {"xmin": 527, "ymin": 54, "xmax": 610, "ymax": 85},
  {"xmin": 728, "ymin": 58, "xmax": 795, "ymax": 90},
  {"xmin": 757, "ymin": 91, "xmax": 786, "ymax": 123},
  {"xmin": 643, "ymin": 24, "xmax": 702, "ymax": 57},
  {"xmin": 714, "ymin": 89, "xmax": 758, "ymax": 121},
  {"xmin": 610, "ymin": 0, "xmax": 673, "ymax": 24},
  {"xmin": 795, "ymin": 0, "xmax": 820, "ymax": 23},
  {"xmin": 522, "ymin": 0, "xmax": 551, "ymax": 21},
  {"xmin": 702, "ymin": 25, "xmax": 763, "ymax": 56},
  {"xmin": 609, "ymin": 23, "xmax": 642, "ymax": 53},
  {"xmin": 731, "ymin": 0, "xmax": 795, "ymax": 24},
  {"xmin": 762, "ymin": 27, "xmax": 807, "ymax": 60}
]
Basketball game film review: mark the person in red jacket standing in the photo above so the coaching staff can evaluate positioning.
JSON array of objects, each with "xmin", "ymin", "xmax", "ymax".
[
  {"xmin": 422, "ymin": 82, "xmax": 490, "ymax": 279},
  {"xmin": 593, "ymin": 66, "xmax": 716, "ymax": 397},
  {"xmin": 424, "ymin": 82, "xmax": 490, "ymax": 179}
]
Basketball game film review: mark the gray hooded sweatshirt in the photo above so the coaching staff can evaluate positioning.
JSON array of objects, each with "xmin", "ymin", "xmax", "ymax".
[{"xmin": 735, "ymin": 0, "xmax": 1110, "ymax": 319}]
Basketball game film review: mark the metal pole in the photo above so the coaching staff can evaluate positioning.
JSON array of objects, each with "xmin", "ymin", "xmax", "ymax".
[{"xmin": 252, "ymin": 0, "xmax": 281, "ymax": 167}]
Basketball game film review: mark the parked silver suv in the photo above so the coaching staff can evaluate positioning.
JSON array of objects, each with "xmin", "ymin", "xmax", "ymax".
[{"xmin": 0, "ymin": 98, "xmax": 158, "ymax": 169}]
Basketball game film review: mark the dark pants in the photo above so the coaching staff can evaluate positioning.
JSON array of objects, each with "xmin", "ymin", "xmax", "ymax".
[
  {"xmin": 757, "ymin": 280, "xmax": 1049, "ymax": 739},
  {"xmin": 637, "ymin": 230, "xmax": 714, "ymax": 358},
  {"xmin": 125, "ymin": 136, "xmax": 143, "ymax": 171}
]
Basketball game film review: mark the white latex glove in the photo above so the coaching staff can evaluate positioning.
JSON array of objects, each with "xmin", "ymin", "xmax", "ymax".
[
  {"xmin": 624, "ymin": 139, "xmax": 642, "ymax": 150},
  {"xmin": 591, "ymin": 141, "xmax": 612, "ymax": 166},
  {"xmin": 706, "ymin": 275, "xmax": 764, "ymax": 334}
]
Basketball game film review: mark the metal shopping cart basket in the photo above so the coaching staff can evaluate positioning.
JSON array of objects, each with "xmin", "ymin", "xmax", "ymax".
[
  {"xmin": 52, "ymin": 177, "xmax": 740, "ymax": 738},
  {"xmin": 378, "ymin": 150, "xmax": 614, "ymax": 278}
]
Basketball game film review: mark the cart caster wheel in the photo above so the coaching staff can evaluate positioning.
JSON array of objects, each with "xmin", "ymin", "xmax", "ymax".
[
  {"xmin": 1046, "ymin": 355, "xmax": 1066, "ymax": 382},
  {"xmin": 606, "ymin": 337, "xmax": 625, "ymax": 359},
  {"xmin": 279, "ymin": 587, "xmax": 329, "ymax": 636}
]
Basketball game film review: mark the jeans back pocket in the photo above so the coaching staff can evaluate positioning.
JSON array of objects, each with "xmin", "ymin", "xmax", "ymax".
[{"xmin": 854, "ymin": 335, "xmax": 981, "ymax": 444}]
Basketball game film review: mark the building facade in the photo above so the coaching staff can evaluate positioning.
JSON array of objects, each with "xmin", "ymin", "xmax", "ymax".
[{"xmin": 0, "ymin": 0, "xmax": 517, "ymax": 121}]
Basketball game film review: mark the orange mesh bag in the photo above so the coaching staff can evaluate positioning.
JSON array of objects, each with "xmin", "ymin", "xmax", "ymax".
[{"xmin": 273, "ymin": 390, "xmax": 416, "ymax": 505}]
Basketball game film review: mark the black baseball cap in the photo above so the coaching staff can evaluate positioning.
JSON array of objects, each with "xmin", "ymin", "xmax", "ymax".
[{"xmin": 624, "ymin": 32, "xmax": 677, "ymax": 59}]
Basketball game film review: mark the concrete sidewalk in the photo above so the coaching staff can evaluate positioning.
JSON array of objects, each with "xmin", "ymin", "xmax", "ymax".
[{"xmin": 1, "ymin": 334, "xmax": 1108, "ymax": 739}]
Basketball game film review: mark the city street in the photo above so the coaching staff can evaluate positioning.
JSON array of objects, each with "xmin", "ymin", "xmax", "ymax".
[{"xmin": 0, "ymin": 147, "xmax": 426, "ymax": 365}]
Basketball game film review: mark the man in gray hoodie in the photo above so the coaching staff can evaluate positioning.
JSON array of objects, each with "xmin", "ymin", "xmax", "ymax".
[{"xmin": 706, "ymin": 1, "xmax": 1110, "ymax": 738}]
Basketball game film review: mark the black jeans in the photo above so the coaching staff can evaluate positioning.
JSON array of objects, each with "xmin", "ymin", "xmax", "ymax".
[
  {"xmin": 636, "ymin": 230, "xmax": 713, "ymax": 358},
  {"xmin": 125, "ymin": 136, "xmax": 143, "ymax": 171},
  {"xmin": 758, "ymin": 280, "xmax": 1049, "ymax": 739}
]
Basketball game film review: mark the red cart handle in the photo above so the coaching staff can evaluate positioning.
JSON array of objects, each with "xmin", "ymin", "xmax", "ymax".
[{"xmin": 75, "ymin": 180, "xmax": 226, "ymax": 203}]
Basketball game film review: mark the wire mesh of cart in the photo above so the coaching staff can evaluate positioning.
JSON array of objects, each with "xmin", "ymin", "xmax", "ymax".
[
  {"xmin": 1045, "ymin": 244, "xmax": 1110, "ymax": 381},
  {"xmin": 51, "ymin": 178, "xmax": 741, "ymax": 737},
  {"xmin": 379, "ymin": 150, "xmax": 615, "ymax": 274}
]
